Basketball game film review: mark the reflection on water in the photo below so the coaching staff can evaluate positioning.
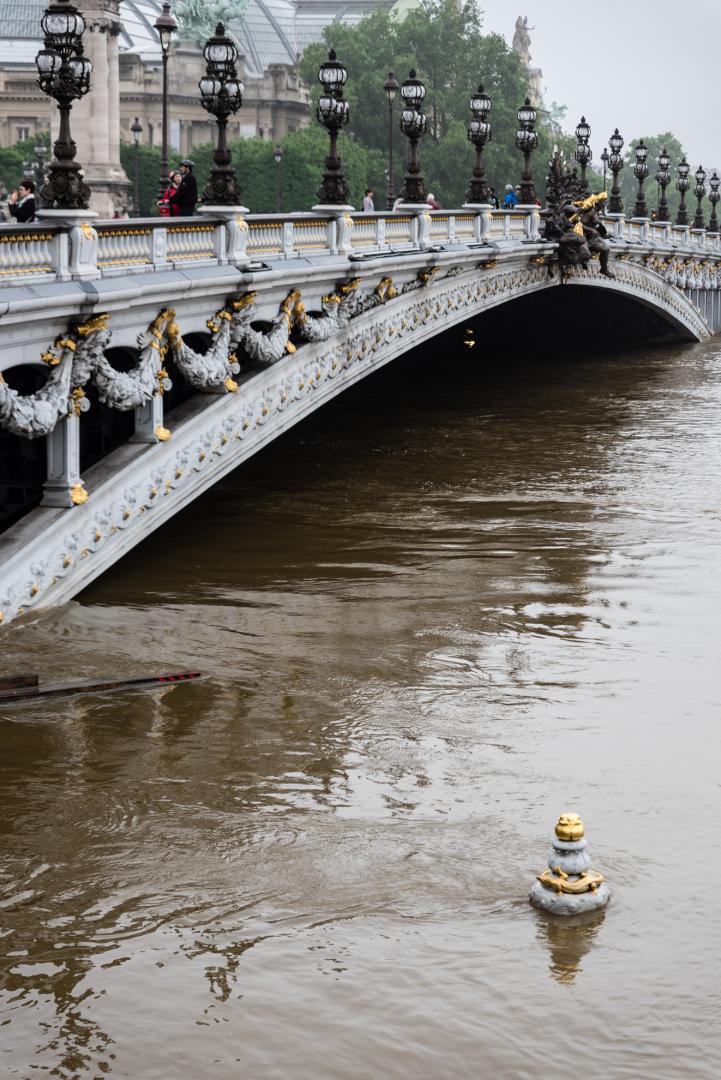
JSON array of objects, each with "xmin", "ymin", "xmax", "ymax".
[
  {"xmin": 2, "ymin": 335, "xmax": 721, "ymax": 1078},
  {"xmin": 535, "ymin": 908, "xmax": 606, "ymax": 985}
]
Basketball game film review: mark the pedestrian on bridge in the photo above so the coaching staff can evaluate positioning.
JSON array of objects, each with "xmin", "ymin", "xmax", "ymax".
[
  {"xmin": 169, "ymin": 160, "xmax": 198, "ymax": 217},
  {"xmin": 8, "ymin": 180, "xmax": 36, "ymax": 223},
  {"xmin": 158, "ymin": 171, "xmax": 181, "ymax": 217},
  {"xmin": 362, "ymin": 189, "xmax": 374, "ymax": 212}
]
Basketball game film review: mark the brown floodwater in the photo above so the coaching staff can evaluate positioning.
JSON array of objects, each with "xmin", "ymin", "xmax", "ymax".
[{"xmin": 1, "ymin": 330, "xmax": 720, "ymax": 1079}]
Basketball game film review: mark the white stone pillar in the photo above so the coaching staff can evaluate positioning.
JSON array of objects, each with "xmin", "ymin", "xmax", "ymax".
[
  {"xmin": 70, "ymin": 0, "xmax": 130, "ymax": 218},
  {"xmin": 42, "ymin": 413, "xmax": 86, "ymax": 508}
]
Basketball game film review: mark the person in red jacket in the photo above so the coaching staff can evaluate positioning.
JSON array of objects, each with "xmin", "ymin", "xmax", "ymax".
[
  {"xmin": 168, "ymin": 160, "xmax": 198, "ymax": 217},
  {"xmin": 157, "ymin": 171, "xmax": 181, "ymax": 217}
]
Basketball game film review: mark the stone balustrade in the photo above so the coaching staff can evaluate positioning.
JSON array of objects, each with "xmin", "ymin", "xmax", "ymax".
[
  {"xmin": 0, "ymin": 206, "xmax": 711, "ymax": 286},
  {"xmin": 2, "ymin": 207, "xmax": 721, "ymax": 286}
]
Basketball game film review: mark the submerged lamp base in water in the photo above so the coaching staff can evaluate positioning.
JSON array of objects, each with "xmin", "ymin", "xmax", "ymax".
[{"xmin": 530, "ymin": 814, "xmax": 610, "ymax": 916}]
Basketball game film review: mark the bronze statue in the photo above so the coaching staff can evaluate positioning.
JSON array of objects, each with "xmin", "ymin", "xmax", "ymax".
[{"xmin": 543, "ymin": 153, "xmax": 613, "ymax": 277}]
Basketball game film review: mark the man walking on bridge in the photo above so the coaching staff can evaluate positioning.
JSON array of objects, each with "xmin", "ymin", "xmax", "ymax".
[{"xmin": 169, "ymin": 160, "xmax": 198, "ymax": 217}]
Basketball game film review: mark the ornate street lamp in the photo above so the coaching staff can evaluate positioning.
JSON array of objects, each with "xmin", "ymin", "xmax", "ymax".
[
  {"xmin": 515, "ymin": 97, "xmax": 538, "ymax": 204},
  {"xmin": 33, "ymin": 140, "xmax": 49, "ymax": 192},
  {"xmin": 607, "ymin": 128, "xmax": 624, "ymax": 214},
  {"xmin": 315, "ymin": 48, "xmax": 350, "ymax": 205},
  {"xmin": 692, "ymin": 164, "xmax": 706, "ymax": 229},
  {"xmin": 676, "ymin": 157, "xmax": 691, "ymax": 225},
  {"xmin": 154, "ymin": 2, "xmax": 177, "ymax": 201},
  {"xmin": 398, "ymin": 69, "xmax": 427, "ymax": 203},
  {"xmin": 383, "ymin": 71, "xmax": 399, "ymax": 210},
  {"xmin": 35, "ymin": 0, "xmax": 92, "ymax": 209},
  {"xmin": 199, "ymin": 23, "xmax": 244, "ymax": 205},
  {"xmin": 574, "ymin": 115, "xmax": 591, "ymax": 192},
  {"xmin": 709, "ymin": 172, "xmax": 720, "ymax": 233},
  {"xmin": 600, "ymin": 146, "xmax": 609, "ymax": 191},
  {"xmin": 655, "ymin": 146, "xmax": 671, "ymax": 223},
  {"xmin": 273, "ymin": 144, "xmax": 283, "ymax": 213},
  {"xmin": 632, "ymin": 141, "xmax": 649, "ymax": 218},
  {"xmin": 131, "ymin": 116, "xmax": 142, "ymax": 216},
  {"xmin": 466, "ymin": 83, "xmax": 491, "ymax": 204}
]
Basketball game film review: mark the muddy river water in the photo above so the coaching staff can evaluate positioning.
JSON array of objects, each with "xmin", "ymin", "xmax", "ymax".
[{"xmin": 1, "ymin": 336, "xmax": 720, "ymax": 1078}]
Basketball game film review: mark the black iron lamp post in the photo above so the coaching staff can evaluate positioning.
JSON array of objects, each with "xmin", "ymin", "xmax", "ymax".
[
  {"xmin": 273, "ymin": 144, "xmax": 283, "ymax": 213},
  {"xmin": 466, "ymin": 83, "xmax": 492, "ymax": 204},
  {"xmin": 315, "ymin": 49, "xmax": 350, "ymax": 204},
  {"xmin": 33, "ymin": 140, "xmax": 49, "ymax": 192},
  {"xmin": 655, "ymin": 147, "xmax": 671, "ymax": 222},
  {"xmin": 35, "ymin": 0, "xmax": 92, "ymax": 209},
  {"xmin": 515, "ymin": 97, "xmax": 538, "ymax": 204},
  {"xmin": 574, "ymin": 115, "xmax": 592, "ymax": 192},
  {"xmin": 199, "ymin": 23, "xmax": 244, "ymax": 205},
  {"xmin": 398, "ymin": 69, "xmax": 427, "ymax": 203},
  {"xmin": 676, "ymin": 157, "xmax": 691, "ymax": 225},
  {"xmin": 131, "ymin": 116, "xmax": 142, "ymax": 216},
  {"xmin": 692, "ymin": 165, "xmax": 706, "ymax": 229},
  {"xmin": 607, "ymin": 129, "xmax": 624, "ymax": 213},
  {"xmin": 383, "ymin": 71, "xmax": 399, "ymax": 209},
  {"xmin": 709, "ymin": 172, "xmax": 720, "ymax": 233},
  {"xmin": 632, "ymin": 141, "xmax": 649, "ymax": 218},
  {"xmin": 154, "ymin": 2, "xmax": 177, "ymax": 201}
]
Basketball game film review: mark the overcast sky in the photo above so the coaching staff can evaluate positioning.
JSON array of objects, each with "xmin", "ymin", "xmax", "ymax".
[{"xmin": 480, "ymin": 0, "xmax": 720, "ymax": 171}]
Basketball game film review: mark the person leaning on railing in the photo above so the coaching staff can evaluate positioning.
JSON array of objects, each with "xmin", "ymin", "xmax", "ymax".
[{"xmin": 8, "ymin": 180, "xmax": 37, "ymax": 223}]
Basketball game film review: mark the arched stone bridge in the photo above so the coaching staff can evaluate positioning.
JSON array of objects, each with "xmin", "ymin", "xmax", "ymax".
[{"xmin": 1, "ymin": 204, "xmax": 719, "ymax": 625}]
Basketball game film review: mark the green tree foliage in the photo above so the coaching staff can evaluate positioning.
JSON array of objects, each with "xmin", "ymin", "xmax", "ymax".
[
  {"xmin": 617, "ymin": 132, "xmax": 686, "ymax": 220},
  {"xmin": 0, "ymin": 133, "xmax": 50, "ymax": 197},
  {"xmin": 299, "ymin": 0, "xmax": 568, "ymax": 206},
  {"xmin": 120, "ymin": 127, "xmax": 383, "ymax": 216},
  {"xmin": 119, "ymin": 142, "xmax": 162, "ymax": 215}
]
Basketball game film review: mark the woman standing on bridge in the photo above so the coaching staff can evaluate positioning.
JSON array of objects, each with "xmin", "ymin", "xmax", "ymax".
[{"xmin": 158, "ymin": 172, "xmax": 181, "ymax": 217}]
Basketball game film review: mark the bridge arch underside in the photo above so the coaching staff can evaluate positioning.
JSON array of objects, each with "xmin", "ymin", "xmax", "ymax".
[
  {"xmin": 467, "ymin": 280, "xmax": 704, "ymax": 347},
  {"xmin": 472, "ymin": 280, "xmax": 703, "ymax": 343}
]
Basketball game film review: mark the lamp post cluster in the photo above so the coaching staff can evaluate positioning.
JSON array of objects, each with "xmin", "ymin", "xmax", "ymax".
[
  {"xmin": 574, "ymin": 116, "xmax": 591, "ymax": 193},
  {"xmin": 608, "ymin": 129, "xmax": 624, "ymax": 214},
  {"xmin": 29, "ymin": 10, "xmax": 721, "ymax": 238},
  {"xmin": 676, "ymin": 158, "xmax": 691, "ymax": 226},
  {"xmin": 153, "ymin": 3, "xmax": 177, "ymax": 201},
  {"xmin": 199, "ymin": 23, "xmax": 244, "ymax": 205},
  {"xmin": 35, "ymin": 0, "xmax": 92, "ymax": 210},
  {"xmin": 131, "ymin": 117, "xmax": 142, "ymax": 215},
  {"xmin": 22, "ymin": 141, "xmax": 50, "ymax": 192},
  {"xmin": 632, "ymin": 140, "xmax": 649, "ymax": 218},
  {"xmin": 466, "ymin": 84, "xmax": 492, "ymax": 204},
  {"xmin": 315, "ymin": 49, "xmax": 350, "ymax": 205},
  {"xmin": 515, "ymin": 98, "xmax": 538, "ymax": 204},
  {"xmin": 655, "ymin": 147, "xmax": 671, "ymax": 222},
  {"xmin": 398, "ymin": 70, "xmax": 428, "ymax": 203},
  {"xmin": 693, "ymin": 166, "xmax": 707, "ymax": 230},
  {"xmin": 383, "ymin": 72, "xmax": 399, "ymax": 210},
  {"xmin": 709, "ymin": 173, "xmax": 720, "ymax": 233}
]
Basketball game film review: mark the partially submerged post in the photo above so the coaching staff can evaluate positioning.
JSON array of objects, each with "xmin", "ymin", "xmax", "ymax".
[{"xmin": 530, "ymin": 814, "xmax": 610, "ymax": 916}]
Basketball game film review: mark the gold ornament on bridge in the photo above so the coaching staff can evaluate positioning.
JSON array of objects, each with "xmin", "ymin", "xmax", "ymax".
[
  {"xmin": 75, "ymin": 313, "xmax": 110, "ymax": 337},
  {"xmin": 70, "ymin": 482, "xmax": 88, "ymax": 505}
]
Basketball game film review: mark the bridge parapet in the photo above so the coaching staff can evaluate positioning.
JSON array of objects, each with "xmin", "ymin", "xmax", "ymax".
[
  {"xmin": 0, "ymin": 207, "xmax": 542, "ymax": 284},
  {"xmin": 2, "ymin": 208, "xmax": 720, "ymax": 287}
]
